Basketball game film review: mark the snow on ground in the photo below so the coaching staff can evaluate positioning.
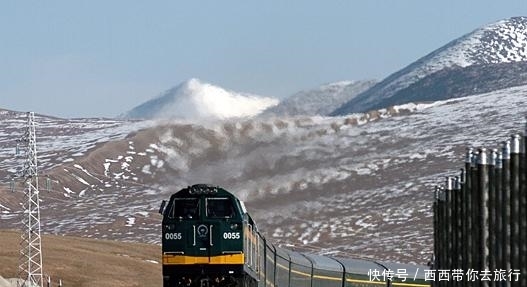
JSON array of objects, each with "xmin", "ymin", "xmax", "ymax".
[
  {"xmin": 333, "ymin": 17, "xmax": 527, "ymax": 115},
  {"xmin": 0, "ymin": 114, "xmax": 152, "ymax": 174},
  {"xmin": 0, "ymin": 85, "xmax": 525, "ymax": 264}
]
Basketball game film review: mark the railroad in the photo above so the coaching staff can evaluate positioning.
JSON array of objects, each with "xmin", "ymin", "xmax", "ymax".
[{"xmin": 159, "ymin": 184, "xmax": 430, "ymax": 287}]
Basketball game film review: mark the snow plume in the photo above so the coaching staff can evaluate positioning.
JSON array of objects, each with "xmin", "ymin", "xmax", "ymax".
[
  {"xmin": 124, "ymin": 78, "xmax": 279, "ymax": 121},
  {"xmin": 2, "ymin": 85, "xmax": 527, "ymax": 264},
  {"xmin": 148, "ymin": 101, "xmax": 441, "ymax": 201}
]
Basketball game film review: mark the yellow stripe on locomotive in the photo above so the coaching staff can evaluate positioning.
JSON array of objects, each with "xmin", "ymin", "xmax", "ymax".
[{"xmin": 162, "ymin": 253, "xmax": 245, "ymax": 265}]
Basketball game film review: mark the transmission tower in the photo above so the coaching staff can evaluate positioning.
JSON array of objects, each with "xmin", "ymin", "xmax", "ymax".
[{"xmin": 15, "ymin": 112, "xmax": 44, "ymax": 287}]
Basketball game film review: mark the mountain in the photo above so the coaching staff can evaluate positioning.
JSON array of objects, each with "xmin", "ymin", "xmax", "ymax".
[
  {"xmin": 3, "ymin": 17, "xmax": 527, "ymax": 266},
  {"xmin": 332, "ymin": 16, "xmax": 527, "ymax": 115},
  {"xmin": 261, "ymin": 80, "xmax": 376, "ymax": 117},
  {"xmin": 374, "ymin": 61, "xmax": 527, "ymax": 109},
  {"xmin": 1, "ymin": 85, "xmax": 526, "ymax": 264},
  {"xmin": 122, "ymin": 78, "xmax": 279, "ymax": 120}
]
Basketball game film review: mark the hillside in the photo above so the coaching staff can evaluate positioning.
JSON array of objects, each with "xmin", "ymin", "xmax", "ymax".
[
  {"xmin": 332, "ymin": 16, "xmax": 527, "ymax": 115},
  {"xmin": 261, "ymin": 80, "xmax": 376, "ymax": 117},
  {"xmin": 0, "ymin": 230, "xmax": 161, "ymax": 287},
  {"xmin": 2, "ymin": 17, "xmax": 527, "ymax": 266},
  {"xmin": 1, "ymin": 84, "xmax": 527, "ymax": 264},
  {"xmin": 364, "ymin": 61, "xmax": 527, "ymax": 110}
]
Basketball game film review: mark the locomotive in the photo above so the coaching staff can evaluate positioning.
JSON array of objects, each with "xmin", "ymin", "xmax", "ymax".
[{"xmin": 160, "ymin": 184, "xmax": 430, "ymax": 287}]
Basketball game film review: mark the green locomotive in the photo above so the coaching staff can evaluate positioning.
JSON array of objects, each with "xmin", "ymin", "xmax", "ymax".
[
  {"xmin": 160, "ymin": 184, "xmax": 431, "ymax": 287},
  {"xmin": 161, "ymin": 184, "xmax": 259, "ymax": 287}
]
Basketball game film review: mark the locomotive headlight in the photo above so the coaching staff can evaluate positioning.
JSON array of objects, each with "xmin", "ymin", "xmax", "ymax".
[{"xmin": 230, "ymin": 223, "xmax": 238, "ymax": 230}]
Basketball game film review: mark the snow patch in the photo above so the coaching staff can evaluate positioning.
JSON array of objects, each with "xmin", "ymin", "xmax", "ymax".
[{"xmin": 125, "ymin": 217, "xmax": 136, "ymax": 227}]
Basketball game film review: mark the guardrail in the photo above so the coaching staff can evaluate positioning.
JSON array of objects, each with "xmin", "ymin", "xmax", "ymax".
[{"xmin": 433, "ymin": 123, "xmax": 526, "ymax": 287}]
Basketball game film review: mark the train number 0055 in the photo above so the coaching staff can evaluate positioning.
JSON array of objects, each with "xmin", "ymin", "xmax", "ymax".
[
  {"xmin": 223, "ymin": 232, "xmax": 241, "ymax": 240},
  {"xmin": 165, "ymin": 233, "xmax": 182, "ymax": 240}
]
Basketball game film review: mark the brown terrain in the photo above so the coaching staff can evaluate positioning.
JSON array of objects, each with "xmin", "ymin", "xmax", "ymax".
[
  {"xmin": 0, "ymin": 230, "xmax": 161, "ymax": 287},
  {"xmin": 1, "ymin": 86, "xmax": 526, "ymax": 270}
]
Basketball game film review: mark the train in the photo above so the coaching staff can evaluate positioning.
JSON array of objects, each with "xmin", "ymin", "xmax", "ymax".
[{"xmin": 159, "ymin": 184, "xmax": 431, "ymax": 287}]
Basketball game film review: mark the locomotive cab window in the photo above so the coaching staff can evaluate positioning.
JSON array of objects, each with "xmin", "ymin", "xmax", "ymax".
[
  {"xmin": 206, "ymin": 198, "xmax": 235, "ymax": 218},
  {"xmin": 167, "ymin": 198, "xmax": 200, "ymax": 219}
]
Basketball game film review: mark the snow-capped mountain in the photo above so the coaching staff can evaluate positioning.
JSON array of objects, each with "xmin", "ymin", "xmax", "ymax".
[
  {"xmin": 375, "ymin": 61, "xmax": 527, "ymax": 108},
  {"xmin": 123, "ymin": 78, "xmax": 279, "ymax": 120},
  {"xmin": 332, "ymin": 16, "xmax": 527, "ymax": 115},
  {"xmin": 1, "ymin": 85, "xmax": 526, "ymax": 264},
  {"xmin": 261, "ymin": 80, "xmax": 376, "ymax": 117},
  {"xmin": 3, "ymin": 17, "xmax": 527, "ymax": 266}
]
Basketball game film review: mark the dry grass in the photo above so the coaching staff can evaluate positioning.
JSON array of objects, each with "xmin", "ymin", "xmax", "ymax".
[{"xmin": 0, "ymin": 230, "xmax": 161, "ymax": 287}]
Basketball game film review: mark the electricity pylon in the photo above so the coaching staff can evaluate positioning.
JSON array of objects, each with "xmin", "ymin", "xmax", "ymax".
[{"xmin": 15, "ymin": 112, "xmax": 44, "ymax": 287}]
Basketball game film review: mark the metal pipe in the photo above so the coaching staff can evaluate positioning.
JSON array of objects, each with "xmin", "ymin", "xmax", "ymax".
[
  {"xmin": 460, "ymin": 168, "xmax": 469, "ymax": 287},
  {"xmin": 519, "ymin": 129, "xmax": 527, "ymax": 287},
  {"xmin": 454, "ymin": 175, "xmax": 463, "ymax": 284},
  {"xmin": 501, "ymin": 140, "xmax": 511, "ymax": 287},
  {"xmin": 439, "ymin": 186, "xmax": 448, "ymax": 287},
  {"xmin": 436, "ymin": 185, "xmax": 443, "ymax": 285},
  {"xmin": 494, "ymin": 150, "xmax": 503, "ymax": 271},
  {"xmin": 488, "ymin": 149, "xmax": 497, "ymax": 287},
  {"xmin": 435, "ymin": 185, "xmax": 446, "ymax": 287},
  {"xmin": 510, "ymin": 135, "xmax": 520, "ymax": 286},
  {"xmin": 446, "ymin": 177, "xmax": 454, "ymax": 276},
  {"xmin": 436, "ymin": 185, "xmax": 443, "ymax": 274},
  {"xmin": 464, "ymin": 148, "xmax": 474, "ymax": 273},
  {"xmin": 431, "ymin": 122, "xmax": 527, "ymax": 287},
  {"xmin": 477, "ymin": 148, "xmax": 490, "ymax": 287},
  {"xmin": 471, "ymin": 149, "xmax": 481, "ymax": 280},
  {"xmin": 450, "ymin": 176, "xmax": 456, "ymax": 275},
  {"xmin": 433, "ymin": 186, "xmax": 439, "ymax": 281}
]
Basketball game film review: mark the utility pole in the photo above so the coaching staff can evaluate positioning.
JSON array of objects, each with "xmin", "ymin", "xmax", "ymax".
[{"xmin": 15, "ymin": 112, "xmax": 44, "ymax": 287}]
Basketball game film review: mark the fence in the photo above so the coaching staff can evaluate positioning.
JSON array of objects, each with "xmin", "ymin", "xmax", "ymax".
[
  {"xmin": 433, "ymin": 123, "xmax": 526, "ymax": 287},
  {"xmin": 46, "ymin": 276, "xmax": 63, "ymax": 287}
]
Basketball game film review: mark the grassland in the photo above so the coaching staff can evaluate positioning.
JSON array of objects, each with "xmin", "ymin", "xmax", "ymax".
[{"xmin": 0, "ymin": 230, "xmax": 161, "ymax": 287}]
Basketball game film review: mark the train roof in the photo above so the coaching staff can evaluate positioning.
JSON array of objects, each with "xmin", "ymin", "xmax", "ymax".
[
  {"xmin": 376, "ymin": 261, "xmax": 429, "ymax": 280},
  {"xmin": 334, "ymin": 257, "xmax": 385, "ymax": 275},
  {"xmin": 283, "ymin": 249, "xmax": 312, "ymax": 268},
  {"xmin": 303, "ymin": 254, "xmax": 343, "ymax": 272},
  {"xmin": 169, "ymin": 184, "xmax": 236, "ymax": 198}
]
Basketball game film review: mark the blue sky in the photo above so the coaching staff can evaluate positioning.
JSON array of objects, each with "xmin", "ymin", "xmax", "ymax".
[{"xmin": 0, "ymin": 1, "xmax": 525, "ymax": 118}]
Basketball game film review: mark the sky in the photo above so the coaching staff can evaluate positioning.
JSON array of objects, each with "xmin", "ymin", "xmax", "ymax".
[{"xmin": 0, "ymin": 1, "xmax": 525, "ymax": 118}]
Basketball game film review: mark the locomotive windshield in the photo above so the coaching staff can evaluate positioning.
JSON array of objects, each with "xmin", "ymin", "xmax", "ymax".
[
  {"xmin": 206, "ymin": 198, "xmax": 235, "ymax": 218},
  {"xmin": 167, "ymin": 198, "xmax": 200, "ymax": 219}
]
